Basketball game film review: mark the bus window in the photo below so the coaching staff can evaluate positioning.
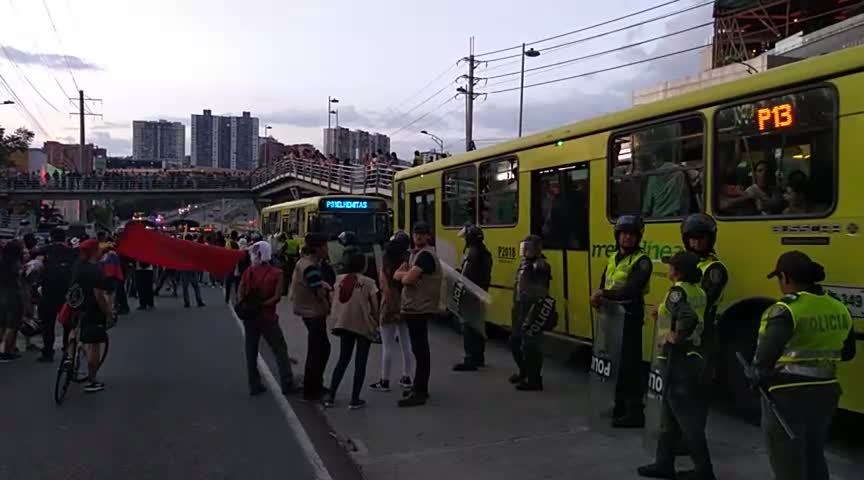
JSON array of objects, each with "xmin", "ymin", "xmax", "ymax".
[
  {"xmin": 479, "ymin": 156, "xmax": 518, "ymax": 226},
  {"xmin": 397, "ymin": 182, "xmax": 406, "ymax": 231},
  {"xmin": 411, "ymin": 190, "xmax": 436, "ymax": 235},
  {"xmin": 442, "ymin": 165, "xmax": 477, "ymax": 227},
  {"xmin": 713, "ymin": 86, "xmax": 836, "ymax": 217},
  {"xmin": 609, "ymin": 116, "xmax": 704, "ymax": 220},
  {"xmin": 532, "ymin": 164, "xmax": 589, "ymax": 250}
]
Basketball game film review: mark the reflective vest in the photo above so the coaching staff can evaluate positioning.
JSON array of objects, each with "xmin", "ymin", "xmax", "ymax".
[
  {"xmin": 759, "ymin": 291, "xmax": 851, "ymax": 384},
  {"xmin": 604, "ymin": 250, "xmax": 650, "ymax": 294},
  {"xmin": 401, "ymin": 246, "xmax": 443, "ymax": 315},
  {"xmin": 655, "ymin": 281, "xmax": 707, "ymax": 358},
  {"xmin": 284, "ymin": 238, "xmax": 301, "ymax": 257},
  {"xmin": 697, "ymin": 254, "xmax": 725, "ymax": 305}
]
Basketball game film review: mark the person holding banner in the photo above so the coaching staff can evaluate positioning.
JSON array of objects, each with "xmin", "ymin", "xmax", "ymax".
[
  {"xmin": 509, "ymin": 235, "xmax": 551, "ymax": 391},
  {"xmin": 453, "ymin": 224, "xmax": 492, "ymax": 372}
]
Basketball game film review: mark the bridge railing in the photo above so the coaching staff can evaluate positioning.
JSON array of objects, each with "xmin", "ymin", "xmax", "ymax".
[
  {"xmin": 251, "ymin": 159, "xmax": 407, "ymax": 196},
  {"xmin": 0, "ymin": 173, "xmax": 253, "ymax": 192}
]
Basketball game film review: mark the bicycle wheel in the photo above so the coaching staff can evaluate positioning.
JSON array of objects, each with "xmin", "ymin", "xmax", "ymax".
[{"xmin": 54, "ymin": 342, "xmax": 77, "ymax": 405}]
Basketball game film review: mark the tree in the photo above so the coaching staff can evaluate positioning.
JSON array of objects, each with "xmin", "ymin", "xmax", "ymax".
[{"xmin": 0, "ymin": 126, "xmax": 35, "ymax": 167}]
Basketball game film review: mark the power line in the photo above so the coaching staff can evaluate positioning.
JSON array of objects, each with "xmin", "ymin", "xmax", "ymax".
[
  {"xmin": 474, "ymin": 0, "xmax": 683, "ymax": 57},
  {"xmin": 390, "ymin": 96, "xmax": 458, "ymax": 138},
  {"xmin": 386, "ymin": 82, "xmax": 455, "ymax": 132},
  {"xmin": 487, "ymin": 43, "xmax": 711, "ymax": 95},
  {"xmin": 0, "ymin": 70, "xmax": 52, "ymax": 138},
  {"xmin": 482, "ymin": 21, "xmax": 713, "ymax": 81},
  {"xmin": 41, "ymin": 0, "xmax": 87, "ymax": 113},
  {"xmin": 482, "ymin": 0, "xmax": 713, "ymax": 63},
  {"xmin": 383, "ymin": 62, "xmax": 459, "ymax": 113},
  {"xmin": 0, "ymin": 41, "xmax": 61, "ymax": 113}
]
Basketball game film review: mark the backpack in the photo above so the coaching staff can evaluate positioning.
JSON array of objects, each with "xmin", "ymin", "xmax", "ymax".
[{"xmin": 42, "ymin": 245, "xmax": 75, "ymax": 302}]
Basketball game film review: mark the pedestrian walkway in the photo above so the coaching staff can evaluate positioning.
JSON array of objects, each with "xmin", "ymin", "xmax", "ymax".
[
  {"xmin": 0, "ymin": 289, "xmax": 318, "ymax": 480},
  {"xmin": 275, "ymin": 302, "xmax": 863, "ymax": 480}
]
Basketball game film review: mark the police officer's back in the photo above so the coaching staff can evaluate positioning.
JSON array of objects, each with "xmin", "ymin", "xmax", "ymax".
[
  {"xmin": 453, "ymin": 224, "xmax": 492, "ymax": 371},
  {"xmin": 509, "ymin": 235, "xmax": 551, "ymax": 391},
  {"xmin": 754, "ymin": 251, "xmax": 855, "ymax": 480}
]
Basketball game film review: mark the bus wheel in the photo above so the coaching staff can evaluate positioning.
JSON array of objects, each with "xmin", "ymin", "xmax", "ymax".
[{"xmin": 717, "ymin": 304, "xmax": 765, "ymax": 422}]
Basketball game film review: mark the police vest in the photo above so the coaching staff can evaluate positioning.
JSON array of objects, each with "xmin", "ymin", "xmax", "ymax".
[
  {"xmin": 759, "ymin": 291, "xmax": 851, "ymax": 382},
  {"xmin": 401, "ymin": 246, "xmax": 442, "ymax": 315},
  {"xmin": 604, "ymin": 250, "xmax": 650, "ymax": 294},
  {"xmin": 284, "ymin": 239, "xmax": 301, "ymax": 257},
  {"xmin": 656, "ymin": 281, "xmax": 707, "ymax": 352},
  {"xmin": 697, "ymin": 255, "xmax": 725, "ymax": 305}
]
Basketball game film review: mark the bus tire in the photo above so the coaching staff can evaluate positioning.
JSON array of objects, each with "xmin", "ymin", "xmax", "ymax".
[{"xmin": 716, "ymin": 298, "xmax": 772, "ymax": 422}]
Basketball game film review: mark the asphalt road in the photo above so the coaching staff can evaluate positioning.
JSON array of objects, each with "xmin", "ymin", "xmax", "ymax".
[{"xmin": 0, "ymin": 287, "xmax": 360, "ymax": 480}]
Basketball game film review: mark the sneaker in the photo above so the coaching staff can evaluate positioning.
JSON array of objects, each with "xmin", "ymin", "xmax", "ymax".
[
  {"xmin": 636, "ymin": 463, "xmax": 676, "ymax": 479},
  {"xmin": 322, "ymin": 393, "xmax": 335, "ymax": 408},
  {"xmin": 369, "ymin": 380, "xmax": 391, "ymax": 392},
  {"xmin": 83, "ymin": 382, "xmax": 105, "ymax": 393},
  {"xmin": 398, "ymin": 392, "xmax": 427, "ymax": 408},
  {"xmin": 348, "ymin": 399, "xmax": 367, "ymax": 410},
  {"xmin": 515, "ymin": 379, "xmax": 543, "ymax": 391},
  {"xmin": 452, "ymin": 362, "xmax": 478, "ymax": 372},
  {"xmin": 399, "ymin": 376, "xmax": 412, "ymax": 388},
  {"xmin": 197, "ymin": 302, "xmax": 206, "ymax": 307},
  {"xmin": 508, "ymin": 373, "xmax": 524, "ymax": 384},
  {"xmin": 249, "ymin": 384, "xmax": 267, "ymax": 396},
  {"xmin": 184, "ymin": 304, "xmax": 191, "ymax": 308}
]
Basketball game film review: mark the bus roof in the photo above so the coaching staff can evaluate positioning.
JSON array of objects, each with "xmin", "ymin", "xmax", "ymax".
[
  {"xmin": 395, "ymin": 45, "xmax": 864, "ymax": 181},
  {"xmin": 261, "ymin": 195, "xmax": 384, "ymax": 214}
]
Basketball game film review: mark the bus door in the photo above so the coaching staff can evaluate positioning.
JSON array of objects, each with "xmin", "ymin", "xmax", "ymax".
[
  {"xmin": 531, "ymin": 163, "xmax": 592, "ymax": 338},
  {"xmin": 410, "ymin": 190, "xmax": 436, "ymax": 242}
]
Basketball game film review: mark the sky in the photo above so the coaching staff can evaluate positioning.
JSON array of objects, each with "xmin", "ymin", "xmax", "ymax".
[{"xmin": 0, "ymin": 0, "xmax": 714, "ymax": 160}]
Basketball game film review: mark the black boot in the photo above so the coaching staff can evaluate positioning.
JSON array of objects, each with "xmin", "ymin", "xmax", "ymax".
[
  {"xmin": 612, "ymin": 411, "xmax": 645, "ymax": 428},
  {"xmin": 515, "ymin": 376, "xmax": 543, "ymax": 391},
  {"xmin": 636, "ymin": 463, "xmax": 676, "ymax": 479},
  {"xmin": 508, "ymin": 373, "xmax": 525, "ymax": 384},
  {"xmin": 676, "ymin": 469, "xmax": 715, "ymax": 480},
  {"xmin": 453, "ymin": 360, "xmax": 479, "ymax": 372}
]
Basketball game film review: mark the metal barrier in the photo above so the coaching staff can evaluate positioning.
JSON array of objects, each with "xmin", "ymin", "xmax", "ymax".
[{"xmin": 251, "ymin": 159, "xmax": 406, "ymax": 196}]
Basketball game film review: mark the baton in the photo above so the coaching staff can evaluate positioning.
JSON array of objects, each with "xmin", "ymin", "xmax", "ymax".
[{"xmin": 736, "ymin": 352, "xmax": 797, "ymax": 440}]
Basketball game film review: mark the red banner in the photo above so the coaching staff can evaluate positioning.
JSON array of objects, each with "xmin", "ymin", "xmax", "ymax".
[{"xmin": 117, "ymin": 223, "xmax": 244, "ymax": 277}]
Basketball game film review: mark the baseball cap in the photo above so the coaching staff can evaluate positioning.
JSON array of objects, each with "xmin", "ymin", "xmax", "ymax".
[
  {"xmin": 767, "ymin": 250, "xmax": 813, "ymax": 279},
  {"xmin": 412, "ymin": 221, "xmax": 431, "ymax": 234},
  {"xmin": 304, "ymin": 232, "xmax": 327, "ymax": 248},
  {"xmin": 662, "ymin": 251, "xmax": 700, "ymax": 278}
]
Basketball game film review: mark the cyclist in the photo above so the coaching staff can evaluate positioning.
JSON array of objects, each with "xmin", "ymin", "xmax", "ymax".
[{"xmin": 70, "ymin": 239, "xmax": 114, "ymax": 393}]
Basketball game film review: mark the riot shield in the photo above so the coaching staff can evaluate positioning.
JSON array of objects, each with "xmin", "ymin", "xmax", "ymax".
[
  {"xmin": 643, "ymin": 306, "xmax": 672, "ymax": 452},
  {"xmin": 588, "ymin": 302, "xmax": 626, "ymax": 429},
  {"xmin": 440, "ymin": 261, "xmax": 491, "ymax": 338}
]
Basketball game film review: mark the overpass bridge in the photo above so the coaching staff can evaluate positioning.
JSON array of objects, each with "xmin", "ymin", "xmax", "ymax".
[{"xmin": 0, "ymin": 160, "xmax": 404, "ymax": 204}]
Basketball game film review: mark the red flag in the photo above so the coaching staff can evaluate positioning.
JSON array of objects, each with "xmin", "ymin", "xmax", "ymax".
[{"xmin": 117, "ymin": 223, "xmax": 244, "ymax": 277}]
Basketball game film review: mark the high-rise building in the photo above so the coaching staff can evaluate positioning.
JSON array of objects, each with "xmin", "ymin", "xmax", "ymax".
[
  {"xmin": 323, "ymin": 127, "xmax": 390, "ymax": 163},
  {"xmin": 132, "ymin": 120, "xmax": 185, "ymax": 168},
  {"xmin": 190, "ymin": 110, "xmax": 259, "ymax": 170}
]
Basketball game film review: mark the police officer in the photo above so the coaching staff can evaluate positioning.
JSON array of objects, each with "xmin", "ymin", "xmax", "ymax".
[
  {"xmin": 754, "ymin": 251, "xmax": 855, "ymax": 480},
  {"xmin": 638, "ymin": 251, "xmax": 716, "ymax": 480},
  {"xmin": 591, "ymin": 215, "xmax": 652, "ymax": 428},
  {"xmin": 453, "ymin": 224, "xmax": 492, "ymax": 372},
  {"xmin": 509, "ymin": 235, "xmax": 551, "ymax": 391}
]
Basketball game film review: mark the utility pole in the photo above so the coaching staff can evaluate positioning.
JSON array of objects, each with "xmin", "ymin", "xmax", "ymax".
[
  {"xmin": 69, "ymin": 90, "xmax": 102, "ymax": 222},
  {"xmin": 459, "ymin": 37, "xmax": 483, "ymax": 152}
]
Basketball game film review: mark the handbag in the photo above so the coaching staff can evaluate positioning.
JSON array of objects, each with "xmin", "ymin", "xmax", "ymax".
[{"xmin": 234, "ymin": 290, "xmax": 262, "ymax": 321}]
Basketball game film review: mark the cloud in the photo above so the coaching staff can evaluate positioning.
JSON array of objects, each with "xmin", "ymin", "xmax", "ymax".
[
  {"xmin": 88, "ymin": 131, "xmax": 131, "ymax": 156},
  {"xmin": 2, "ymin": 46, "xmax": 101, "ymax": 71}
]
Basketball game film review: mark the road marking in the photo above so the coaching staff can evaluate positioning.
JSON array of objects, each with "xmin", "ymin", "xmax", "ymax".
[{"xmin": 228, "ymin": 306, "xmax": 334, "ymax": 480}]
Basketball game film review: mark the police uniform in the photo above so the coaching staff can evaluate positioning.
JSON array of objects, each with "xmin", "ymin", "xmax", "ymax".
[
  {"xmin": 640, "ymin": 251, "xmax": 716, "ymax": 480},
  {"xmin": 509, "ymin": 236, "xmax": 551, "ymax": 390},
  {"xmin": 454, "ymin": 225, "xmax": 492, "ymax": 371},
  {"xmin": 754, "ymin": 252, "xmax": 856, "ymax": 480},
  {"xmin": 601, "ymin": 246, "xmax": 653, "ymax": 425}
]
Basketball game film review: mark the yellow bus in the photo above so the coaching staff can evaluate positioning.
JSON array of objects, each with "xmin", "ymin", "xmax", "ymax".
[
  {"xmin": 394, "ymin": 46, "xmax": 864, "ymax": 414},
  {"xmin": 261, "ymin": 195, "xmax": 391, "ymax": 243}
]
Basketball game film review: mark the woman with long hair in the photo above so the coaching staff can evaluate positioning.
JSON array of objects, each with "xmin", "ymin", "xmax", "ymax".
[
  {"xmin": 368, "ymin": 232, "xmax": 414, "ymax": 392},
  {"xmin": 0, "ymin": 241, "xmax": 24, "ymax": 361}
]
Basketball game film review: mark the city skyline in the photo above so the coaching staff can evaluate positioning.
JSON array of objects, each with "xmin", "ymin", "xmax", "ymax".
[{"xmin": 0, "ymin": 0, "xmax": 714, "ymax": 159}]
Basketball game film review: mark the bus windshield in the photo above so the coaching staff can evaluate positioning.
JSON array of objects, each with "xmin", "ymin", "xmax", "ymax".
[{"xmin": 316, "ymin": 212, "xmax": 390, "ymax": 243}]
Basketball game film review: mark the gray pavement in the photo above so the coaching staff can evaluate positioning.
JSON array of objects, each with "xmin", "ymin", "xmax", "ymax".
[
  {"xmin": 0, "ymin": 287, "xmax": 344, "ymax": 480},
  {"xmin": 276, "ymin": 302, "xmax": 863, "ymax": 480}
]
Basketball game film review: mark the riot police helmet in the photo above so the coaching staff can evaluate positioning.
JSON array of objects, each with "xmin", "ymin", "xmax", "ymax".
[
  {"xmin": 520, "ymin": 234, "xmax": 543, "ymax": 259},
  {"xmin": 613, "ymin": 214, "xmax": 644, "ymax": 244},
  {"xmin": 681, "ymin": 213, "xmax": 717, "ymax": 253},
  {"xmin": 458, "ymin": 224, "xmax": 484, "ymax": 244},
  {"xmin": 338, "ymin": 230, "xmax": 358, "ymax": 247}
]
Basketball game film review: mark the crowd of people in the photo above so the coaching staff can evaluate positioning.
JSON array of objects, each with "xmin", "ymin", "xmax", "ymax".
[
  {"xmin": 250, "ymin": 150, "xmax": 405, "ymax": 187},
  {"xmin": 0, "ymin": 169, "xmax": 253, "ymax": 191}
]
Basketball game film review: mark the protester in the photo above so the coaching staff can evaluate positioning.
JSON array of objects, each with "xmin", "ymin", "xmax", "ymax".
[
  {"xmin": 0, "ymin": 241, "xmax": 24, "ymax": 361},
  {"xmin": 237, "ymin": 241, "xmax": 299, "ymax": 395},
  {"xmin": 37, "ymin": 227, "xmax": 77, "ymax": 362},
  {"xmin": 323, "ymin": 250, "xmax": 380, "ymax": 409},
  {"xmin": 135, "ymin": 260, "xmax": 155, "ymax": 310},
  {"xmin": 70, "ymin": 239, "xmax": 113, "ymax": 393}
]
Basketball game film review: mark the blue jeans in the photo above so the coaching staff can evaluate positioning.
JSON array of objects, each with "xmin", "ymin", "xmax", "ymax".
[{"xmin": 180, "ymin": 272, "xmax": 203, "ymax": 306}]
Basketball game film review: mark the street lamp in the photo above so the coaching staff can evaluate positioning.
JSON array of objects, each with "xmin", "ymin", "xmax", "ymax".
[
  {"xmin": 420, "ymin": 130, "xmax": 444, "ymax": 153},
  {"xmin": 330, "ymin": 110, "xmax": 339, "ymax": 128},
  {"xmin": 1, "ymin": 100, "xmax": 13, "ymax": 105},
  {"xmin": 518, "ymin": 44, "xmax": 541, "ymax": 138},
  {"xmin": 327, "ymin": 97, "xmax": 339, "ymax": 129},
  {"xmin": 263, "ymin": 125, "xmax": 273, "ymax": 168}
]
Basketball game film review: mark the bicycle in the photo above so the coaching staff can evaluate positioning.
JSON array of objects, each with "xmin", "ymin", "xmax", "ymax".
[{"xmin": 54, "ymin": 317, "xmax": 110, "ymax": 405}]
